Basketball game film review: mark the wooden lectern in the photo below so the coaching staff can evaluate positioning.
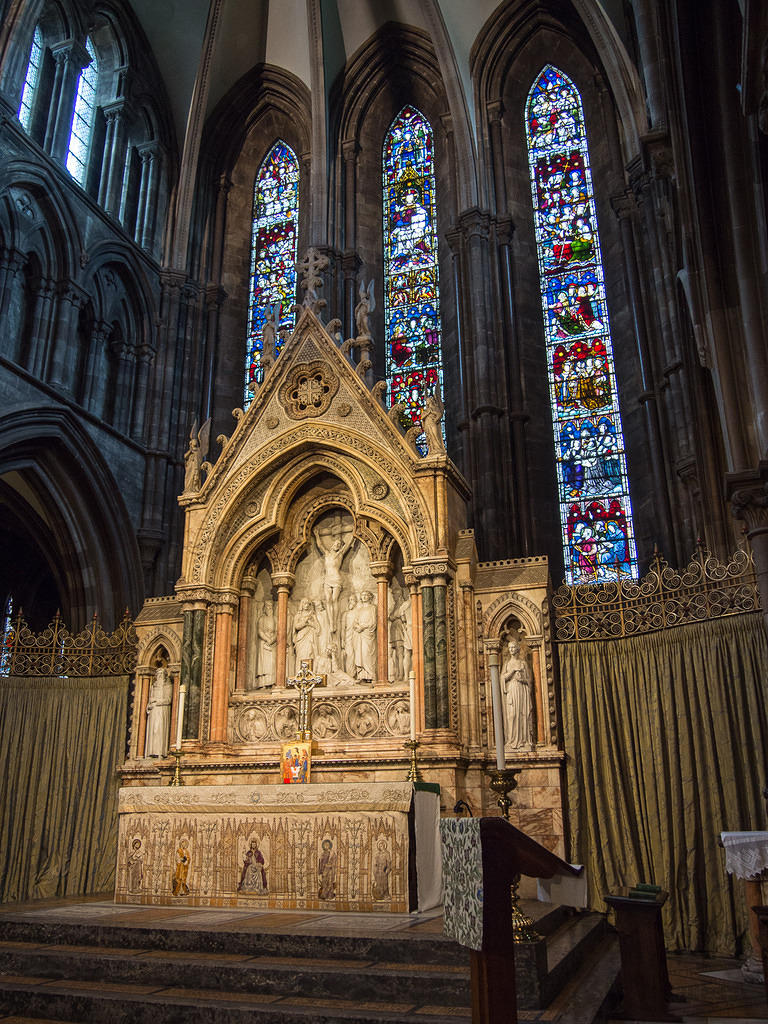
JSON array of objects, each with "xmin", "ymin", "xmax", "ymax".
[{"xmin": 441, "ymin": 817, "xmax": 583, "ymax": 1024}]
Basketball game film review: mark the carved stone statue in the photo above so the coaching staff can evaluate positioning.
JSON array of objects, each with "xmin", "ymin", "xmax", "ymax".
[
  {"xmin": 354, "ymin": 279, "xmax": 375, "ymax": 339},
  {"xmin": 292, "ymin": 598, "xmax": 319, "ymax": 666},
  {"xmin": 313, "ymin": 519, "xmax": 354, "ymax": 635},
  {"xmin": 261, "ymin": 303, "xmax": 279, "ymax": 372},
  {"xmin": 501, "ymin": 638, "xmax": 533, "ymax": 750},
  {"xmin": 254, "ymin": 600, "xmax": 276, "ymax": 688},
  {"xmin": 351, "ymin": 590, "xmax": 377, "ymax": 681},
  {"xmin": 421, "ymin": 388, "xmax": 446, "ymax": 456},
  {"xmin": 145, "ymin": 658, "xmax": 173, "ymax": 757},
  {"xmin": 389, "ymin": 593, "xmax": 412, "ymax": 682},
  {"xmin": 183, "ymin": 418, "xmax": 210, "ymax": 492},
  {"xmin": 342, "ymin": 594, "xmax": 358, "ymax": 676}
]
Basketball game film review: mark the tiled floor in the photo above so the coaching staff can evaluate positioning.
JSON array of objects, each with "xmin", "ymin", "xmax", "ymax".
[{"xmin": 0, "ymin": 897, "xmax": 766, "ymax": 1021}]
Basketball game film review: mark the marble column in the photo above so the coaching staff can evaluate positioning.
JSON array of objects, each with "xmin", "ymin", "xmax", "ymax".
[
  {"xmin": 135, "ymin": 671, "xmax": 150, "ymax": 758},
  {"xmin": 235, "ymin": 574, "xmax": 257, "ymax": 693},
  {"xmin": 408, "ymin": 579, "xmax": 423, "ymax": 733},
  {"xmin": 421, "ymin": 582, "xmax": 436, "ymax": 729},
  {"xmin": 370, "ymin": 562, "xmax": 391, "ymax": 684},
  {"xmin": 210, "ymin": 596, "xmax": 237, "ymax": 743},
  {"xmin": 273, "ymin": 574, "xmax": 295, "ymax": 688},
  {"xmin": 433, "ymin": 576, "xmax": 449, "ymax": 729},
  {"xmin": 181, "ymin": 606, "xmax": 206, "ymax": 739}
]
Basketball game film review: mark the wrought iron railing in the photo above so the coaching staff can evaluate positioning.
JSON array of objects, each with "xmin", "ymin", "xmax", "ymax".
[
  {"xmin": 553, "ymin": 545, "xmax": 760, "ymax": 642},
  {"xmin": 1, "ymin": 609, "xmax": 137, "ymax": 677}
]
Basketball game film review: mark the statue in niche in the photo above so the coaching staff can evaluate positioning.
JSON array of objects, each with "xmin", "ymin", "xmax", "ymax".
[
  {"xmin": 254, "ymin": 600, "xmax": 277, "ymax": 688},
  {"xmin": 313, "ymin": 517, "xmax": 354, "ymax": 636},
  {"xmin": 351, "ymin": 590, "xmax": 377, "ymax": 681},
  {"xmin": 292, "ymin": 598, "xmax": 320, "ymax": 667},
  {"xmin": 389, "ymin": 592, "xmax": 412, "ymax": 682},
  {"xmin": 501, "ymin": 638, "xmax": 533, "ymax": 750},
  {"xmin": 145, "ymin": 655, "xmax": 173, "ymax": 757},
  {"xmin": 421, "ymin": 388, "xmax": 446, "ymax": 456}
]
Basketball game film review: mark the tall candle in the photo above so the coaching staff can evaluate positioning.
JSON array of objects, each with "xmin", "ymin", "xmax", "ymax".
[
  {"xmin": 408, "ymin": 670, "xmax": 417, "ymax": 741},
  {"xmin": 175, "ymin": 682, "xmax": 187, "ymax": 750},
  {"xmin": 488, "ymin": 652, "xmax": 505, "ymax": 769}
]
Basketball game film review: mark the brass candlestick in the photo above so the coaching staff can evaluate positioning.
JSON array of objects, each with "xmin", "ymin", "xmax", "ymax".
[
  {"xmin": 404, "ymin": 740, "xmax": 421, "ymax": 782},
  {"xmin": 168, "ymin": 748, "xmax": 184, "ymax": 787},
  {"xmin": 487, "ymin": 767, "xmax": 519, "ymax": 820}
]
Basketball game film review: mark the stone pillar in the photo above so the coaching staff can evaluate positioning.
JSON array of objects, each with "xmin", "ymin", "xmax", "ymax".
[
  {"xmin": 235, "ymin": 574, "xmax": 257, "ymax": 693},
  {"xmin": 273, "ymin": 574, "xmax": 295, "ymax": 688},
  {"xmin": 528, "ymin": 639, "xmax": 545, "ymax": 746},
  {"xmin": 110, "ymin": 338, "xmax": 135, "ymax": 434},
  {"xmin": 180, "ymin": 605, "xmax": 206, "ymax": 740},
  {"xmin": 139, "ymin": 143, "xmax": 162, "ymax": 251},
  {"xmin": 433, "ymin": 575, "xmax": 449, "ymax": 729},
  {"xmin": 46, "ymin": 41, "xmax": 91, "ymax": 162},
  {"xmin": 201, "ymin": 174, "xmax": 232, "ymax": 418},
  {"xmin": 135, "ymin": 670, "xmax": 150, "ymax": 758},
  {"xmin": 131, "ymin": 344, "xmax": 153, "ymax": 442},
  {"xmin": 83, "ymin": 319, "xmax": 110, "ymax": 412},
  {"xmin": 0, "ymin": 247, "xmax": 26, "ymax": 362},
  {"xmin": 370, "ymin": 562, "xmax": 391, "ymax": 684},
  {"xmin": 99, "ymin": 100, "xmax": 133, "ymax": 218},
  {"xmin": 728, "ymin": 466, "xmax": 768, "ymax": 640},
  {"xmin": 612, "ymin": 189, "xmax": 675, "ymax": 558},
  {"xmin": 210, "ymin": 594, "xmax": 237, "ymax": 744},
  {"xmin": 26, "ymin": 277, "xmax": 55, "ymax": 377},
  {"xmin": 461, "ymin": 581, "xmax": 479, "ymax": 748},
  {"xmin": 421, "ymin": 582, "xmax": 436, "ymax": 729},
  {"xmin": 48, "ymin": 283, "xmax": 84, "ymax": 391},
  {"xmin": 341, "ymin": 139, "xmax": 360, "ymax": 339}
]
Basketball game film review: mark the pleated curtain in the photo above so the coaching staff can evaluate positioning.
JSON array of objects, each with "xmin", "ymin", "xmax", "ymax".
[
  {"xmin": 0, "ymin": 674, "xmax": 128, "ymax": 903},
  {"xmin": 560, "ymin": 612, "xmax": 768, "ymax": 954}
]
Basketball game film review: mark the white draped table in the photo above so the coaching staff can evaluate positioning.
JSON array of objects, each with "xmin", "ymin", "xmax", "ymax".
[{"xmin": 721, "ymin": 831, "xmax": 768, "ymax": 983}]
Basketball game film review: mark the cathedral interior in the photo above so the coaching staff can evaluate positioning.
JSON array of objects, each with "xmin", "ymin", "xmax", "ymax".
[{"xmin": 1, "ymin": 0, "xmax": 768, "ymax": 1013}]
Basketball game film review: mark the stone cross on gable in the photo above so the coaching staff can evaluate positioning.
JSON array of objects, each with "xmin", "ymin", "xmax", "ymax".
[
  {"xmin": 287, "ymin": 659, "xmax": 325, "ymax": 740},
  {"xmin": 297, "ymin": 247, "xmax": 329, "ymax": 315}
]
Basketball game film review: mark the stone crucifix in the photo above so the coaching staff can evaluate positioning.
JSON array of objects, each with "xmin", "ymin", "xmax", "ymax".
[{"xmin": 287, "ymin": 659, "xmax": 325, "ymax": 741}]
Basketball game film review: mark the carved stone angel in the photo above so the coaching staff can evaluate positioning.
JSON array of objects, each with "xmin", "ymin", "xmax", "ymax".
[
  {"xmin": 355, "ymin": 279, "xmax": 375, "ymax": 339},
  {"xmin": 183, "ymin": 418, "xmax": 211, "ymax": 492},
  {"xmin": 421, "ymin": 387, "xmax": 446, "ymax": 456}
]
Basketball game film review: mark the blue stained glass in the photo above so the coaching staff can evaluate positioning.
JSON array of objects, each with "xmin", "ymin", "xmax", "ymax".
[
  {"xmin": 526, "ymin": 66, "xmax": 638, "ymax": 584},
  {"xmin": 18, "ymin": 26, "xmax": 42, "ymax": 132},
  {"xmin": 383, "ymin": 106, "xmax": 443, "ymax": 450},
  {"xmin": 245, "ymin": 140, "xmax": 299, "ymax": 407},
  {"xmin": 66, "ymin": 38, "xmax": 97, "ymax": 185}
]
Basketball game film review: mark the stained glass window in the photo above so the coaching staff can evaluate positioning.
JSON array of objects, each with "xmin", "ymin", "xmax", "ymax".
[
  {"xmin": 383, "ymin": 105, "xmax": 443, "ymax": 451},
  {"xmin": 245, "ymin": 140, "xmax": 299, "ymax": 406},
  {"xmin": 526, "ymin": 65, "xmax": 638, "ymax": 584},
  {"xmin": 18, "ymin": 26, "xmax": 43, "ymax": 132},
  {"xmin": 66, "ymin": 38, "xmax": 98, "ymax": 185}
]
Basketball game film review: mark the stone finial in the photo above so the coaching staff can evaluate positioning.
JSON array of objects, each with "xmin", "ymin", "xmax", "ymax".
[{"xmin": 296, "ymin": 247, "xmax": 329, "ymax": 315}]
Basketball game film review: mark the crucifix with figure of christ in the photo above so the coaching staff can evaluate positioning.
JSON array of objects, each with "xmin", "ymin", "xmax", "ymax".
[
  {"xmin": 313, "ymin": 512, "xmax": 354, "ymax": 638},
  {"xmin": 287, "ymin": 659, "xmax": 326, "ymax": 741}
]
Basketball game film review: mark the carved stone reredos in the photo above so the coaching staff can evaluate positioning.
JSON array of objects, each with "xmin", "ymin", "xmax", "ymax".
[{"xmin": 177, "ymin": 309, "xmax": 470, "ymax": 592}]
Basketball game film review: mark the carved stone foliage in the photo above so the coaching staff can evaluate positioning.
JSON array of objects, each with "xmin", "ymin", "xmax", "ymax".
[
  {"xmin": 278, "ymin": 361, "xmax": 340, "ymax": 419},
  {"xmin": 230, "ymin": 692, "xmax": 411, "ymax": 744}
]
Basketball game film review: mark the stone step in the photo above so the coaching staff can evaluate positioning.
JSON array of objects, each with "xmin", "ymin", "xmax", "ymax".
[
  {"xmin": 0, "ymin": 975, "xmax": 471, "ymax": 1024},
  {"xmin": 0, "ymin": 940, "xmax": 471, "ymax": 1006},
  {"xmin": 539, "ymin": 932, "xmax": 621, "ymax": 1024}
]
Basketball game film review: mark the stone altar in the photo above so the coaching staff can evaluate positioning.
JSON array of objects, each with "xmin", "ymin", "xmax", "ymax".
[{"xmin": 115, "ymin": 781, "xmax": 441, "ymax": 913}]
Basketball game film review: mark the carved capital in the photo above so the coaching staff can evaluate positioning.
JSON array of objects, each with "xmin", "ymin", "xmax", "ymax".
[
  {"xmin": 211, "ymin": 591, "xmax": 239, "ymax": 612},
  {"xmin": 728, "ymin": 464, "xmax": 768, "ymax": 536},
  {"xmin": 368, "ymin": 560, "xmax": 392, "ymax": 582},
  {"xmin": 486, "ymin": 100, "xmax": 504, "ymax": 126},
  {"xmin": 611, "ymin": 189, "xmax": 637, "ymax": 220}
]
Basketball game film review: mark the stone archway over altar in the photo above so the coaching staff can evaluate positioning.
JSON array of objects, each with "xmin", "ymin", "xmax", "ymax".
[{"xmin": 122, "ymin": 307, "xmax": 567, "ymax": 904}]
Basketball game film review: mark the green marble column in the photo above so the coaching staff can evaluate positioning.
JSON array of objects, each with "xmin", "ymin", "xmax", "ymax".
[
  {"xmin": 434, "ymin": 583, "xmax": 448, "ymax": 728},
  {"xmin": 421, "ymin": 585, "xmax": 437, "ymax": 729},
  {"xmin": 181, "ymin": 608, "xmax": 205, "ymax": 738}
]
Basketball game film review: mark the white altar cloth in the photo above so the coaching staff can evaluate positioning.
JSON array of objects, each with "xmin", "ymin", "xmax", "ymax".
[{"xmin": 720, "ymin": 831, "xmax": 768, "ymax": 879}]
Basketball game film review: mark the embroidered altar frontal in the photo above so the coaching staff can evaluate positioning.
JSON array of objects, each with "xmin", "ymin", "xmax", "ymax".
[{"xmin": 116, "ymin": 782, "xmax": 417, "ymax": 912}]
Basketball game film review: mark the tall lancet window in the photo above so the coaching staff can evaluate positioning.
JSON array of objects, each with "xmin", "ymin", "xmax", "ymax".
[
  {"xmin": 18, "ymin": 26, "xmax": 43, "ymax": 132},
  {"xmin": 526, "ymin": 65, "xmax": 638, "ymax": 584},
  {"xmin": 244, "ymin": 140, "xmax": 299, "ymax": 407},
  {"xmin": 383, "ymin": 105, "xmax": 443, "ymax": 451},
  {"xmin": 66, "ymin": 37, "xmax": 98, "ymax": 185}
]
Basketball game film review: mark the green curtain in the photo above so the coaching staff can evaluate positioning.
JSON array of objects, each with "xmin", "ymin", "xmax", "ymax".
[
  {"xmin": 560, "ymin": 612, "xmax": 768, "ymax": 954},
  {"xmin": 0, "ymin": 674, "xmax": 128, "ymax": 903}
]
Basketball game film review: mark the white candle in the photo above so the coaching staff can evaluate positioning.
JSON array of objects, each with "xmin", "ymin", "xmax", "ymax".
[
  {"xmin": 488, "ymin": 653, "xmax": 505, "ymax": 769},
  {"xmin": 408, "ymin": 670, "xmax": 417, "ymax": 741},
  {"xmin": 175, "ymin": 682, "xmax": 187, "ymax": 750}
]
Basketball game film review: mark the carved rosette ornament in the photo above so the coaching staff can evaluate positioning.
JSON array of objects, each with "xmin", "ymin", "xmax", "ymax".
[{"xmin": 279, "ymin": 361, "xmax": 339, "ymax": 419}]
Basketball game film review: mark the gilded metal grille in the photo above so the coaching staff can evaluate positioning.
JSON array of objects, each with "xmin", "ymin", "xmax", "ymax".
[
  {"xmin": 2, "ymin": 610, "xmax": 137, "ymax": 677},
  {"xmin": 553, "ymin": 546, "xmax": 760, "ymax": 642}
]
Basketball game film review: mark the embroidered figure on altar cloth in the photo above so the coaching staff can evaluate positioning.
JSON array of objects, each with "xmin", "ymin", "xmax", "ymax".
[
  {"xmin": 172, "ymin": 838, "xmax": 191, "ymax": 896},
  {"xmin": 318, "ymin": 838, "xmax": 337, "ymax": 899},
  {"xmin": 372, "ymin": 838, "xmax": 392, "ymax": 900},
  {"xmin": 238, "ymin": 838, "xmax": 268, "ymax": 894}
]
